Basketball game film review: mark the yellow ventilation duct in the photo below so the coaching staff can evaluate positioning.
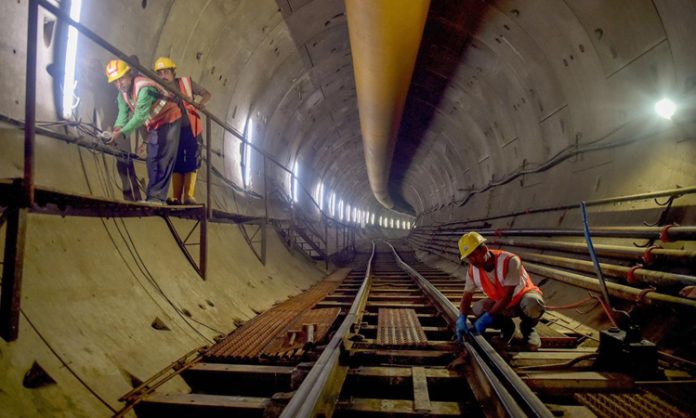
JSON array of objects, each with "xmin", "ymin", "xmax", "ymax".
[{"xmin": 345, "ymin": 0, "xmax": 431, "ymax": 209}]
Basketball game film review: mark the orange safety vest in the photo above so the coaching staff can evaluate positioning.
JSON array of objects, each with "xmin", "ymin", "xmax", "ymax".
[
  {"xmin": 177, "ymin": 76, "xmax": 203, "ymax": 137},
  {"xmin": 468, "ymin": 249, "xmax": 541, "ymax": 308},
  {"xmin": 122, "ymin": 76, "xmax": 181, "ymax": 132}
]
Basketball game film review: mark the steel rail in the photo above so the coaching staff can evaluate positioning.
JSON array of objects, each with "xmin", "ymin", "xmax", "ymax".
[
  {"xmin": 386, "ymin": 242, "xmax": 553, "ymax": 418},
  {"xmin": 279, "ymin": 242, "xmax": 376, "ymax": 418}
]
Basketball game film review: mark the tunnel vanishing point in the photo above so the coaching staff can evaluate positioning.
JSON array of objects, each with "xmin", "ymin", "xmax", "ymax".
[{"xmin": 1, "ymin": 0, "xmax": 696, "ymax": 417}]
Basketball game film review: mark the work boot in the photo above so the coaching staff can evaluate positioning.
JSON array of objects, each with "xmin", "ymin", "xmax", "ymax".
[
  {"xmin": 520, "ymin": 317, "xmax": 541, "ymax": 351},
  {"xmin": 524, "ymin": 329, "xmax": 541, "ymax": 351},
  {"xmin": 183, "ymin": 172, "xmax": 197, "ymax": 205},
  {"xmin": 499, "ymin": 317, "xmax": 516, "ymax": 345},
  {"xmin": 170, "ymin": 172, "xmax": 184, "ymax": 204}
]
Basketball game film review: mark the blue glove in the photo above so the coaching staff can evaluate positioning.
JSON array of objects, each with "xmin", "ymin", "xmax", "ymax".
[
  {"xmin": 474, "ymin": 312, "xmax": 494, "ymax": 334},
  {"xmin": 455, "ymin": 314, "xmax": 469, "ymax": 342}
]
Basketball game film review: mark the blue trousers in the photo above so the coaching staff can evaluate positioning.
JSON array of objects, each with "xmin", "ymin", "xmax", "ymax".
[
  {"xmin": 146, "ymin": 119, "xmax": 181, "ymax": 201},
  {"xmin": 174, "ymin": 124, "xmax": 201, "ymax": 174}
]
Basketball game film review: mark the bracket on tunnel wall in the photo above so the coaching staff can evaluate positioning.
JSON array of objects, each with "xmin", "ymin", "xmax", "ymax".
[
  {"xmin": 162, "ymin": 214, "xmax": 207, "ymax": 280},
  {"xmin": 239, "ymin": 221, "xmax": 267, "ymax": 265},
  {"xmin": 0, "ymin": 202, "xmax": 28, "ymax": 342}
]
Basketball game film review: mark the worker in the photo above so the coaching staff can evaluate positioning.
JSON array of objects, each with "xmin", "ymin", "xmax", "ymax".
[
  {"xmin": 105, "ymin": 59, "xmax": 182, "ymax": 204},
  {"xmin": 455, "ymin": 231, "xmax": 545, "ymax": 350},
  {"xmin": 153, "ymin": 57, "xmax": 211, "ymax": 205}
]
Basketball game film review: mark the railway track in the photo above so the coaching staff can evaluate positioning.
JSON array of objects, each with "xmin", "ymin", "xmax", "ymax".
[{"xmin": 118, "ymin": 242, "xmax": 696, "ymax": 418}]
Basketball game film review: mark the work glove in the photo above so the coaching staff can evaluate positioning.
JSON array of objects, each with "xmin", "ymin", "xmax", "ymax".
[
  {"xmin": 455, "ymin": 314, "xmax": 469, "ymax": 342},
  {"xmin": 474, "ymin": 312, "xmax": 494, "ymax": 334}
]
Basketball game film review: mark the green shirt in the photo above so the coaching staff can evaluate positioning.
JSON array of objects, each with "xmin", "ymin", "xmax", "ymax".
[{"xmin": 114, "ymin": 86, "xmax": 158, "ymax": 136}]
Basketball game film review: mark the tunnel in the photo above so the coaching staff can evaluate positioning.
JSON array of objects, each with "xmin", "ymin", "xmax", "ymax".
[{"xmin": 1, "ymin": 0, "xmax": 695, "ymax": 417}]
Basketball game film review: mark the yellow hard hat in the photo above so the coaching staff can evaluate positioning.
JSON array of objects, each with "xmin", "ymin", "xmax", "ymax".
[
  {"xmin": 154, "ymin": 57, "xmax": 176, "ymax": 71},
  {"xmin": 458, "ymin": 231, "xmax": 486, "ymax": 260},
  {"xmin": 105, "ymin": 59, "xmax": 130, "ymax": 83}
]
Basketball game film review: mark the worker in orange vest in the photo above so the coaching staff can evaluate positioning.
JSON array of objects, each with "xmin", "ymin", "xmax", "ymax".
[
  {"xmin": 105, "ymin": 59, "xmax": 182, "ymax": 204},
  {"xmin": 153, "ymin": 57, "xmax": 211, "ymax": 205},
  {"xmin": 455, "ymin": 231, "xmax": 545, "ymax": 350}
]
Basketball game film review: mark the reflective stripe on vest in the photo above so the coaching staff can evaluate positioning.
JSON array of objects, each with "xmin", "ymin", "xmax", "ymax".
[
  {"xmin": 121, "ymin": 76, "xmax": 181, "ymax": 132},
  {"xmin": 468, "ymin": 249, "xmax": 541, "ymax": 308},
  {"xmin": 177, "ymin": 76, "xmax": 203, "ymax": 137}
]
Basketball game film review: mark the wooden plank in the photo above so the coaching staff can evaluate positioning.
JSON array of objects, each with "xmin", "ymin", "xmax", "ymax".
[
  {"xmin": 187, "ymin": 363, "xmax": 294, "ymax": 375},
  {"xmin": 510, "ymin": 351, "xmax": 596, "ymax": 368},
  {"xmin": 412, "ymin": 367, "xmax": 431, "ymax": 412},
  {"xmin": 338, "ymin": 398, "xmax": 461, "ymax": 416},
  {"xmin": 523, "ymin": 371, "xmax": 634, "ymax": 395},
  {"xmin": 135, "ymin": 393, "xmax": 269, "ymax": 418}
]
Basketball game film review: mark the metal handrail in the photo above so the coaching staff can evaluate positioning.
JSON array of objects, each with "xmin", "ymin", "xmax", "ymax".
[
  {"xmin": 386, "ymin": 242, "xmax": 554, "ymax": 418},
  {"xmin": 26, "ymin": 0, "xmax": 356, "ymax": 231}
]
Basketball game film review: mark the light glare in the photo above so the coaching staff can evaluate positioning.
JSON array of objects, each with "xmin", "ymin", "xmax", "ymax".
[
  {"xmin": 62, "ymin": 0, "xmax": 82, "ymax": 119},
  {"xmin": 655, "ymin": 98, "xmax": 676, "ymax": 120}
]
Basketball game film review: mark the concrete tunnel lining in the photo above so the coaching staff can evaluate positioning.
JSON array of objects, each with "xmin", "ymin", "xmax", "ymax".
[{"xmin": 1, "ymin": 0, "xmax": 696, "ymax": 416}]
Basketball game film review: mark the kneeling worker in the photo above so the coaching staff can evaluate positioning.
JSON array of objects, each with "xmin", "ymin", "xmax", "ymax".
[{"xmin": 455, "ymin": 231, "xmax": 545, "ymax": 350}]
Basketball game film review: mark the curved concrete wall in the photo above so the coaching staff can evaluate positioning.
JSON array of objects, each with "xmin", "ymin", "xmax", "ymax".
[{"xmin": 1, "ymin": 0, "xmax": 696, "ymax": 415}]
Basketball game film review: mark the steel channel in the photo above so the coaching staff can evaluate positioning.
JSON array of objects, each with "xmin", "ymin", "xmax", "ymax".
[
  {"xmin": 386, "ymin": 242, "xmax": 554, "ymax": 418},
  {"xmin": 24, "ymin": 0, "xmax": 38, "ymax": 206},
  {"xmin": 280, "ymin": 242, "xmax": 376, "ymax": 418}
]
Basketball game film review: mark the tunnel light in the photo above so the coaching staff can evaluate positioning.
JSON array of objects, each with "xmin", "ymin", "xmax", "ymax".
[
  {"xmin": 338, "ymin": 199, "xmax": 344, "ymax": 220},
  {"xmin": 62, "ymin": 0, "xmax": 82, "ymax": 119},
  {"xmin": 370, "ymin": 213, "xmax": 375, "ymax": 225},
  {"xmin": 353, "ymin": 207, "xmax": 357, "ymax": 223},
  {"xmin": 314, "ymin": 181, "xmax": 324, "ymax": 210},
  {"xmin": 328, "ymin": 192, "xmax": 335, "ymax": 216},
  {"xmin": 346, "ymin": 204, "xmax": 352, "ymax": 222},
  {"xmin": 655, "ymin": 98, "xmax": 676, "ymax": 120},
  {"xmin": 390, "ymin": 218, "xmax": 394, "ymax": 228},
  {"xmin": 244, "ymin": 119, "xmax": 253, "ymax": 189},
  {"xmin": 292, "ymin": 160, "xmax": 300, "ymax": 202}
]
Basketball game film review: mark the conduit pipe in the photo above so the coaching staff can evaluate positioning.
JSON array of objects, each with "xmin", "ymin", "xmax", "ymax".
[
  {"xmin": 414, "ymin": 226, "xmax": 696, "ymax": 240},
  {"xmin": 411, "ymin": 243, "xmax": 696, "ymax": 310},
  {"xmin": 408, "ymin": 236, "xmax": 696, "ymax": 288},
  {"xmin": 409, "ymin": 233, "xmax": 696, "ymax": 269},
  {"xmin": 515, "ymin": 252, "xmax": 696, "ymax": 288},
  {"xmin": 345, "ymin": 0, "xmax": 431, "ymax": 209}
]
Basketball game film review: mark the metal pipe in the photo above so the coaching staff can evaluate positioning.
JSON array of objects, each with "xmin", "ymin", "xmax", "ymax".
[
  {"xmin": 205, "ymin": 115, "xmax": 212, "ymax": 220},
  {"xmin": 424, "ymin": 185, "xmax": 696, "ymax": 228},
  {"xmin": 481, "ymin": 237, "xmax": 696, "ymax": 266},
  {"xmin": 525, "ymin": 262, "xmax": 696, "ymax": 310},
  {"xmin": 424, "ymin": 226, "xmax": 696, "ymax": 240},
  {"xmin": 411, "ymin": 242, "xmax": 696, "ymax": 309},
  {"xmin": 410, "ymin": 233, "xmax": 696, "ymax": 267},
  {"xmin": 516, "ymin": 251, "xmax": 696, "ymax": 288},
  {"xmin": 24, "ymin": 0, "xmax": 38, "ymax": 206},
  {"xmin": 345, "ymin": 0, "xmax": 430, "ymax": 209},
  {"xmin": 580, "ymin": 202, "xmax": 619, "ymax": 324}
]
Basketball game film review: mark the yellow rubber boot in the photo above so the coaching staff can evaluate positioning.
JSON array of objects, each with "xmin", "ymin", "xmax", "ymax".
[
  {"xmin": 168, "ymin": 172, "xmax": 184, "ymax": 205},
  {"xmin": 183, "ymin": 171, "xmax": 197, "ymax": 205}
]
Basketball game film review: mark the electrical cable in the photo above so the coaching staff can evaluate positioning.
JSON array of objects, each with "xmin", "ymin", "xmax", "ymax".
[{"xmin": 19, "ymin": 310, "xmax": 117, "ymax": 413}]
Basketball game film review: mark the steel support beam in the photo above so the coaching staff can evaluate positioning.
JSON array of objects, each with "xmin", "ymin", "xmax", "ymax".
[{"xmin": 1, "ymin": 206, "xmax": 28, "ymax": 341}]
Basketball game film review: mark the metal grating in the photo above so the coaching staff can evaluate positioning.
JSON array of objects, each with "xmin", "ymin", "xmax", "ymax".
[
  {"xmin": 376, "ymin": 308, "xmax": 428, "ymax": 347},
  {"xmin": 204, "ymin": 272, "xmax": 345, "ymax": 361},
  {"xmin": 262, "ymin": 307, "xmax": 341, "ymax": 358},
  {"xmin": 575, "ymin": 391, "xmax": 692, "ymax": 418}
]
